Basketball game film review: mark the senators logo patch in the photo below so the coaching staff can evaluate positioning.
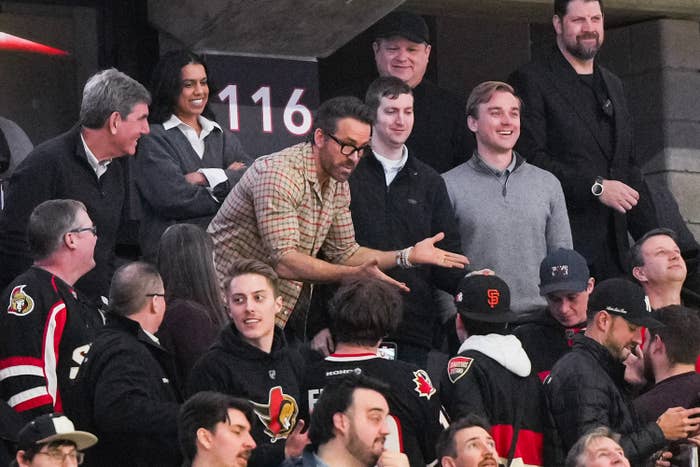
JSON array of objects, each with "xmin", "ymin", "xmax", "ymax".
[
  {"xmin": 412, "ymin": 369, "xmax": 436, "ymax": 400},
  {"xmin": 7, "ymin": 285, "xmax": 35, "ymax": 316},
  {"xmin": 251, "ymin": 386, "xmax": 299, "ymax": 442},
  {"xmin": 447, "ymin": 356, "xmax": 473, "ymax": 383}
]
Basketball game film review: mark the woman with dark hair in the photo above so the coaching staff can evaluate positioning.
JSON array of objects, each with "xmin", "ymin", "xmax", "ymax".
[
  {"xmin": 156, "ymin": 223, "xmax": 228, "ymax": 382},
  {"xmin": 134, "ymin": 50, "xmax": 254, "ymax": 261}
]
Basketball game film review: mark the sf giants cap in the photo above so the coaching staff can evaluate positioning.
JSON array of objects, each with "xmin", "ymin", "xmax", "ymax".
[
  {"xmin": 588, "ymin": 278, "xmax": 663, "ymax": 328},
  {"xmin": 539, "ymin": 248, "xmax": 590, "ymax": 296},
  {"xmin": 373, "ymin": 11, "xmax": 430, "ymax": 44},
  {"xmin": 17, "ymin": 413, "xmax": 97, "ymax": 451},
  {"xmin": 454, "ymin": 274, "xmax": 519, "ymax": 323}
]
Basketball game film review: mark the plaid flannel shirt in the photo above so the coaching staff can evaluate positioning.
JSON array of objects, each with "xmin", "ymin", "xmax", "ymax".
[{"xmin": 208, "ymin": 142, "xmax": 360, "ymax": 327}]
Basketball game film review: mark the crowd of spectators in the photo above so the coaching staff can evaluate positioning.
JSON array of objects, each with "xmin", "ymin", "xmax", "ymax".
[{"xmin": 2, "ymin": 1, "xmax": 700, "ymax": 466}]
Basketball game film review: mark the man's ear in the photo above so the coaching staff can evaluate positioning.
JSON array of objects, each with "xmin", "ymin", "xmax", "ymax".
[
  {"xmin": 332, "ymin": 412, "xmax": 347, "ymax": 436},
  {"xmin": 632, "ymin": 266, "xmax": 647, "ymax": 284},
  {"xmin": 196, "ymin": 427, "xmax": 214, "ymax": 450},
  {"xmin": 274, "ymin": 295, "xmax": 283, "ymax": 315},
  {"xmin": 372, "ymin": 40, "xmax": 380, "ymax": 57},
  {"xmin": 467, "ymin": 115, "xmax": 478, "ymax": 133},
  {"xmin": 313, "ymin": 128, "xmax": 325, "ymax": 148},
  {"xmin": 552, "ymin": 15, "xmax": 563, "ymax": 35},
  {"xmin": 455, "ymin": 313, "xmax": 468, "ymax": 343},
  {"xmin": 441, "ymin": 456, "xmax": 457, "ymax": 467},
  {"xmin": 586, "ymin": 277, "xmax": 595, "ymax": 293},
  {"xmin": 63, "ymin": 232, "xmax": 77, "ymax": 250},
  {"xmin": 650, "ymin": 334, "xmax": 666, "ymax": 357},
  {"xmin": 593, "ymin": 310, "xmax": 610, "ymax": 332},
  {"xmin": 107, "ymin": 111, "xmax": 121, "ymax": 135}
]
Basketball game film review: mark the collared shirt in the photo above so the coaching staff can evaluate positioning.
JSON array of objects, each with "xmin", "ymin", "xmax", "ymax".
[
  {"xmin": 80, "ymin": 133, "xmax": 111, "ymax": 179},
  {"xmin": 163, "ymin": 114, "xmax": 227, "ymax": 188},
  {"xmin": 142, "ymin": 328, "xmax": 161, "ymax": 345},
  {"xmin": 372, "ymin": 145, "xmax": 408, "ymax": 186},
  {"xmin": 474, "ymin": 151, "xmax": 516, "ymax": 181},
  {"xmin": 208, "ymin": 142, "xmax": 360, "ymax": 326}
]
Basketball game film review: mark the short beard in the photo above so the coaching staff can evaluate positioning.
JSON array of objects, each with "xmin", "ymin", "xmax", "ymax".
[
  {"xmin": 347, "ymin": 424, "xmax": 383, "ymax": 466},
  {"xmin": 566, "ymin": 34, "xmax": 601, "ymax": 60}
]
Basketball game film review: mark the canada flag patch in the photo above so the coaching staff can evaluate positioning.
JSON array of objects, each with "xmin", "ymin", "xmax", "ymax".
[
  {"xmin": 412, "ymin": 369, "xmax": 436, "ymax": 400},
  {"xmin": 447, "ymin": 356, "xmax": 474, "ymax": 383}
]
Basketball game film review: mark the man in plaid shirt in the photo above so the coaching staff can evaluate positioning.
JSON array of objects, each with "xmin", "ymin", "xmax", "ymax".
[{"xmin": 208, "ymin": 96, "xmax": 468, "ymax": 346}]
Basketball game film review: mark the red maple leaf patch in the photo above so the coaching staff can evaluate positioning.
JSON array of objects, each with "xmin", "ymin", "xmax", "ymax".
[{"xmin": 412, "ymin": 369, "xmax": 436, "ymax": 400}]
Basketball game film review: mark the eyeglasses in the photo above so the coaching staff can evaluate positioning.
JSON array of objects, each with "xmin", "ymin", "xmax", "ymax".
[
  {"xmin": 68, "ymin": 225, "xmax": 98, "ymax": 236},
  {"xmin": 146, "ymin": 293, "xmax": 166, "ymax": 298},
  {"xmin": 325, "ymin": 132, "xmax": 371, "ymax": 158},
  {"xmin": 36, "ymin": 448, "xmax": 85, "ymax": 465}
]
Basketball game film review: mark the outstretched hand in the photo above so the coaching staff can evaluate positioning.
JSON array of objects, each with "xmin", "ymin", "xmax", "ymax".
[
  {"xmin": 409, "ymin": 232, "xmax": 469, "ymax": 268},
  {"xmin": 354, "ymin": 259, "xmax": 410, "ymax": 292}
]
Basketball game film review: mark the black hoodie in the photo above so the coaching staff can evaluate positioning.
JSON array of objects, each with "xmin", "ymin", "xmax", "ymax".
[{"xmin": 188, "ymin": 324, "xmax": 305, "ymax": 467}]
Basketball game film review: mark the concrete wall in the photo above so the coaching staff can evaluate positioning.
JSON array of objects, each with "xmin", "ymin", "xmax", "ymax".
[{"xmin": 604, "ymin": 19, "xmax": 700, "ymax": 239}]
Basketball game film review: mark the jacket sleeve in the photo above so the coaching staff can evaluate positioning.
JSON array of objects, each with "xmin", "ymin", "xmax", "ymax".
[
  {"xmin": 546, "ymin": 366, "xmax": 665, "ymax": 461},
  {"xmin": 222, "ymin": 130, "xmax": 256, "ymax": 186},
  {"xmin": 444, "ymin": 358, "xmax": 490, "ymax": 421},
  {"xmin": 430, "ymin": 175, "xmax": 468, "ymax": 292},
  {"xmin": 618, "ymin": 422, "xmax": 666, "ymax": 466},
  {"xmin": 546, "ymin": 176, "xmax": 573, "ymax": 252},
  {"xmin": 508, "ymin": 69, "xmax": 599, "ymax": 207},
  {"xmin": 91, "ymin": 347, "xmax": 179, "ymax": 436},
  {"xmin": 134, "ymin": 131, "xmax": 220, "ymax": 219},
  {"xmin": 0, "ymin": 288, "xmax": 65, "ymax": 421},
  {"xmin": 0, "ymin": 150, "xmax": 58, "ymax": 282}
]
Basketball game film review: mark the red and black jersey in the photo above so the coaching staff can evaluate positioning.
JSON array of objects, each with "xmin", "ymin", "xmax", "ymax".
[
  {"xmin": 441, "ymin": 334, "xmax": 550, "ymax": 467},
  {"xmin": 301, "ymin": 353, "xmax": 445, "ymax": 467},
  {"xmin": 0, "ymin": 267, "xmax": 103, "ymax": 421}
]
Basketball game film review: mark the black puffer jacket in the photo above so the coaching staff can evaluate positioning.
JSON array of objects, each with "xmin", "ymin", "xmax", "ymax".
[{"xmin": 546, "ymin": 334, "xmax": 665, "ymax": 465}]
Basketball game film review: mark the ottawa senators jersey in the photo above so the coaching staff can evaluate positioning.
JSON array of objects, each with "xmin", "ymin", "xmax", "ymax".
[
  {"xmin": 301, "ymin": 353, "xmax": 445, "ymax": 467},
  {"xmin": 0, "ymin": 267, "xmax": 104, "ymax": 421}
]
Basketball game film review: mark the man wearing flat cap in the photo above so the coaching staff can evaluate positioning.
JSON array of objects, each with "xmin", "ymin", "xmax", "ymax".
[
  {"xmin": 13, "ymin": 412, "xmax": 97, "ymax": 467},
  {"xmin": 371, "ymin": 11, "xmax": 474, "ymax": 173},
  {"xmin": 547, "ymin": 278, "xmax": 700, "ymax": 465},
  {"xmin": 441, "ymin": 274, "xmax": 549, "ymax": 467}
]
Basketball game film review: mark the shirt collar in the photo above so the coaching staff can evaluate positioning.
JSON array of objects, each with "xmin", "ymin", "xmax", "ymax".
[
  {"xmin": 80, "ymin": 133, "xmax": 111, "ymax": 176},
  {"xmin": 473, "ymin": 151, "xmax": 516, "ymax": 176},
  {"xmin": 162, "ymin": 114, "xmax": 222, "ymax": 133},
  {"xmin": 372, "ymin": 145, "xmax": 408, "ymax": 170}
]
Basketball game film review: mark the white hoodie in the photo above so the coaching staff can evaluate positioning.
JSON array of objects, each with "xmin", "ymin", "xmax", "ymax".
[{"xmin": 457, "ymin": 333, "xmax": 532, "ymax": 377}]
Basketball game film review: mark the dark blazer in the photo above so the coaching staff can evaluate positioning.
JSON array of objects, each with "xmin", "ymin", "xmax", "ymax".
[
  {"xmin": 133, "ymin": 122, "xmax": 253, "ymax": 261},
  {"xmin": 509, "ymin": 47, "xmax": 657, "ymax": 279},
  {"xmin": 0, "ymin": 126, "xmax": 124, "ymax": 299}
]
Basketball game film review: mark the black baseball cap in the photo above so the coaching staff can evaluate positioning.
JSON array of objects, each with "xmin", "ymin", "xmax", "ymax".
[
  {"xmin": 17, "ymin": 413, "xmax": 97, "ymax": 451},
  {"xmin": 373, "ymin": 11, "xmax": 430, "ymax": 44},
  {"xmin": 539, "ymin": 248, "xmax": 590, "ymax": 296},
  {"xmin": 588, "ymin": 278, "xmax": 663, "ymax": 328},
  {"xmin": 454, "ymin": 274, "xmax": 519, "ymax": 323}
]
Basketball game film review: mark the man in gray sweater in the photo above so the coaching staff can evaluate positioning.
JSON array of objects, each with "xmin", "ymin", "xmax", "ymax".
[{"xmin": 443, "ymin": 81, "xmax": 572, "ymax": 315}]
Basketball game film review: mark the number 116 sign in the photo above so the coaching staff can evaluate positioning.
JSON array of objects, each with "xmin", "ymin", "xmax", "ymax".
[
  {"xmin": 219, "ymin": 85, "xmax": 312, "ymax": 136},
  {"xmin": 206, "ymin": 54, "xmax": 320, "ymax": 156}
]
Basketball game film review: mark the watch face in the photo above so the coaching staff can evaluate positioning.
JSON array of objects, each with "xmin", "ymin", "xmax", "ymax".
[{"xmin": 592, "ymin": 183, "xmax": 603, "ymax": 196}]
